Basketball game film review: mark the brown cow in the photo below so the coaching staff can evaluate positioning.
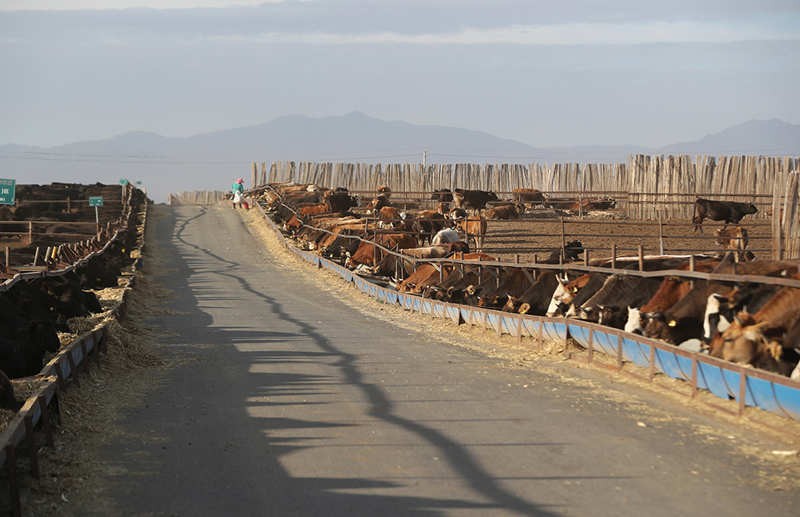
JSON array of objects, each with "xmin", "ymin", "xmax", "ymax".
[
  {"xmin": 299, "ymin": 204, "xmax": 329, "ymax": 217},
  {"xmin": 709, "ymin": 282, "xmax": 800, "ymax": 375},
  {"xmin": 485, "ymin": 204, "xmax": 523, "ymax": 220},
  {"xmin": 376, "ymin": 185, "xmax": 392, "ymax": 199},
  {"xmin": 345, "ymin": 233, "xmax": 418, "ymax": 268},
  {"xmin": 512, "ymin": 188, "xmax": 546, "ymax": 205},
  {"xmin": 379, "ymin": 206, "xmax": 401, "ymax": 226},
  {"xmin": 398, "ymin": 264, "xmax": 447, "ymax": 294},
  {"xmin": 458, "ymin": 216, "xmax": 487, "ymax": 250}
]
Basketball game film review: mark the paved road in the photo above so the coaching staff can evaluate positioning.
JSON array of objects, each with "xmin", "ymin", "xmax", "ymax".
[{"xmin": 85, "ymin": 206, "xmax": 798, "ymax": 516}]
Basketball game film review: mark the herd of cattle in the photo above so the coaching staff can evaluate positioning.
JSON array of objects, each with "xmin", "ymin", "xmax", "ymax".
[
  {"xmin": 0, "ymin": 186, "xmax": 145, "ymax": 411},
  {"xmin": 257, "ymin": 183, "xmax": 797, "ymax": 380}
]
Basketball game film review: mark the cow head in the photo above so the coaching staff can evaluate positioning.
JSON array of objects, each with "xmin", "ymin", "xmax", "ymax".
[
  {"xmin": 546, "ymin": 274, "xmax": 571, "ymax": 317},
  {"xmin": 503, "ymin": 295, "xmax": 520, "ymax": 313},
  {"xmin": 710, "ymin": 312, "xmax": 781, "ymax": 365},
  {"xmin": 745, "ymin": 204, "xmax": 758, "ymax": 216},
  {"xmin": 487, "ymin": 192, "xmax": 499, "ymax": 202}
]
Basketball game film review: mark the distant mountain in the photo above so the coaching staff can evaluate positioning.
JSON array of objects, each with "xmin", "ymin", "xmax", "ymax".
[
  {"xmin": 658, "ymin": 118, "xmax": 800, "ymax": 156},
  {"xmin": 2, "ymin": 113, "xmax": 798, "ymax": 202}
]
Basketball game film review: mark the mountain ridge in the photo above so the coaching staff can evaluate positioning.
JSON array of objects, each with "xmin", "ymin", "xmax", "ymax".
[{"xmin": 3, "ymin": 113, "xmax": 798, "ymax": 201}]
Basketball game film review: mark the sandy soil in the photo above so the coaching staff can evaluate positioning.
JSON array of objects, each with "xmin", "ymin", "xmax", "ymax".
[{"xmin": 481, "ymin": 215, "xmax": 772, "ymax": 260}]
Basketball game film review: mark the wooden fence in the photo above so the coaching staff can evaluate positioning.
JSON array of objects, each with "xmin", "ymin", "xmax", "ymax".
[
  {"xmin": 168, "ymin": 191, "xmax": 227, "ymax": 206},
  {"xmin": 250, "ymin": 155, "xmax": 800, "ymax": 258}
]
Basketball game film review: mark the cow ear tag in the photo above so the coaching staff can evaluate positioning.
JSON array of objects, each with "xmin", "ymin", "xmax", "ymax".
[{"xmin": 668, "ymin": 320, "xmax": 677, "ymax": 327}]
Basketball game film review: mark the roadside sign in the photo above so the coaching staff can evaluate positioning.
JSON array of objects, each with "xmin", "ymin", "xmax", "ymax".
[
  {"xmin": 120, "ymin": 179, "xmax": 129, "ymax": 186},
  {"xmin": 136, "ymin": 181, "xmax": 142, "ymax": 185},
  {"xmin": 89, "ymin": 196, "xmax": 104, "ymax": 207},
  {"xmin": 0, "ymin": 178, "xmax": 15, "ymax": 205}
]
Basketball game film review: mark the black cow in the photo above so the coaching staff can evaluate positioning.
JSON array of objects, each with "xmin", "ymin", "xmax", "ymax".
[
  {"xmin": 452, "ymin": 189, "xmax": 498, "ymax": 213},
  {"xmin": 0, "ymin": 370, "xmax": 21, "ymax": 411},
  {"xmin": 541, "ymin": 240, "xmax": 584, "ymax": 264},
  {"xmin": 431, "ymin": 189, "xmax": 454, "ymax": 203},
  {"xmin": 692, "ymin": 198, "xmax": 758, "ymax": 232},
  {"xmin": 324, "ymin": 191, "xmax": 359, "ymax": 212},
  {"xmin": 0, "ymin": 321, "xmax": 60, "ymax": 378}
]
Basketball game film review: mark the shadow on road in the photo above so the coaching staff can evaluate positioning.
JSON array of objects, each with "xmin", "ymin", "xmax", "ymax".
[{"xmin": 117, "ymin": 206, "xmax": 620, "ymax": 516}]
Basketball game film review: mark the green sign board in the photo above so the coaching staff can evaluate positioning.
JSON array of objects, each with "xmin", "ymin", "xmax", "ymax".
[
  {"xmin": 120, "ymin": 179, "xmax": 129, "ymax": 186},
  {"xmin": 136, "ymin": 181, "xmax": 142, "ymax": 185},
  {"xmin": 0, "ymin": 178, "xmax": 15, "ymax": 205},
  {"xmin": 89, "ymin": 196, "xmax": 104, "ymax": 207}
]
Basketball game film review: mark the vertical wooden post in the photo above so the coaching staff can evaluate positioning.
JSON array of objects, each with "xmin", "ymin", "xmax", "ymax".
[
  {"xmin": 637, "ymin": 245, "xmax": 644, "ymax": 271},
  {"xmin": 252, "ymin": 162, "xmax": 258, "ymax": 189},
  {"xmin": 4, "ymin": 247, "xmax": 8, "ymax": 270},
  {"xmin": 515, "ymin": 253, "xmax": 520, "ymax": 264},
  {"xmin": 658, "ymin": 212, "xmax": 665, "ymax": 255},
  {"xmin": 6, "ymin": 445, "xmax": 20, "ymax": 517},
  {"xmin": 616, "ymin": 334, "xmax": 623, "ymax": 370},
  {"xmin": 33, "ymin": 247, "xmax": 40, "ymax": 266},
  {"xmin": 532, "ymin": 254, "xmax": 537, "ymax": 280},
  {"xmin": 587, "ymin": 328, "xmax": 594, "ymax": 364},
  {"xmin": 584, "ymin": 248, "xmax": 590, "ymax": 267},
  {"xmin": 611, "ymin": 243, "xmax": 617, "ymax": 269},
  {"xmin": 689, "ymin": 255, "xmax": 695, "ymax": 290},
  {"xmin": 28, "ymin": 221, "xmax": 33, "ymax": 245},
  {"xmin": 560, "ymin": 217, "xmax": 566, "ymax": 251}
]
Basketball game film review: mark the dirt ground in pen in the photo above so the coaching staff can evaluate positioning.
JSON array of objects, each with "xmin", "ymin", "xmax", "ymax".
[{"xmin": 481, "ymin": 214, "xmax": 773, "ymax": 260}]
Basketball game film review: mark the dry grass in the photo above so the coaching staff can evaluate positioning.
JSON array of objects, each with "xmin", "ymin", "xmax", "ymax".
[{"xmin": 6, "ymin": 209, "xmax": 172, "ymax": 516}]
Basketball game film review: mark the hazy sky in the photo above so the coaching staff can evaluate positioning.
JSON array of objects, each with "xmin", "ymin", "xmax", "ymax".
[{"xmin": 2, "ymin": 1, "xmax": 798, "ymax": 148}]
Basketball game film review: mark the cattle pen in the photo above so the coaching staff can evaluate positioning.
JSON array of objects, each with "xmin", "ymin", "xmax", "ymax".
[
  {"xmin": 246, "ymin": 189, "xmax": 800, "ymax": 426},
  {"xmin": 250, "ymin": 155, "xmax": 800, "ymax": 259}
]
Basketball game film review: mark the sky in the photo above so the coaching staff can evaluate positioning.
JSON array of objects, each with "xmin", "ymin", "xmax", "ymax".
[{"xmin": 1, "ymin": 0, "xmax": 799, "ymax": 148}]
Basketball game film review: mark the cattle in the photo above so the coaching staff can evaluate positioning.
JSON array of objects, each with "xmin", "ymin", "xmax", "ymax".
[
  {"xmin": 568, "ymin": 199, "xmax": 616, "ymax": 212},
  {"xmin": 0, "ymin": 370, "xmax": 21, "ymax": 411},
  {"xmin": 512, "ymin": 188, "xmax": 546, "ymax": 205},
  {"xmin": 411, "ymin": 211, "xmax": 447, "ymax": 244},
  {"xmin": 485, "ymin": 204, "xmax": 523, "ymax": 220},
  {"xmin": 577, "ymin": 275, "xmax": 665, "ymax": 328},
  {"xmin": 452, "ymin": 189, "xmax": 498, "ymax": 213},
  {"xmin": 448, "ymin": 207, "xmax": 468, "ymax": 222},
  {"xmin": 366, "ymin": 195, "xmax": 391, "ymax": 214},
  {"xmin": 378, "ymin": 206, "xmax": 401, "ymax": 226},
  {"xmin": 323, "ymin": 190, "xmax": 359, "ymax": 212},
  {"xmin": 436, "ymin": 202, "xmax": 450, "ymax": 215},
  {"xmin": 709, "ymin": 307, "xmax": 800, "ymax": 377},
  {"xmin": 426, "ymin": 265, "xmax": 495, "ymax": 304},
  {"xmin": 398, "ymin": 264, "xmax": 446, "ymax": 294},
  {"xmin": 299, "ymin": 204, "xmax": 329, "ymax": 217},
  {"xmin": 625, "ymin": 259, "xmax": 720, "ymax": 335},
  {"xmin": 714, "ymin": 226, "xmax": 750, "ymax": 262},
  {"xmin": 458, "ymin": 216, "xmax": 487, "ymax": 250},
  {"xmin": 431, "ymin": 189, "xmax": 454, "ymax": 203},
  {"xmin": 547, "ymin": 273, "xmax": 609, "ymax": 317},
  {"xmin": 645, "ymin": 258, "xmax": 799, "ymax": 344},
  {"xmin": 372, "ymin": 242, "xmax": 470, "ymax": 278},
  {"xmin": 345, "ymin": 233, "xmax": 418, "ymax": 268},
  {"xmin": 692, "ymin": 198, "xmax": 758, "ymax": 232},
  {"xmin": 0, "ymin": 320, "xmax": 60, "ymax": 379},
  {"xmin": 477, "ymin": 268, "xmax": 537, "ymax": 310},
  {"xmin": 376, "ymin": 185, "xmax": 391, "ymax": 199},
  {"xmin": 431, "ymin": 229, "xmax": 461, "ymax": 245},
  {"xmin": 541, "ymin": 240, "xmax": 584, "ymax": 264},
  {"xmin": 503, "ymin": 272, "xmax": 561, "ymax": 315}
]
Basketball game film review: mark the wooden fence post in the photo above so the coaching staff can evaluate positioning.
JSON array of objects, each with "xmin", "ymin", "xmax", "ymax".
[
  {"xmin": 611, "ymin": 243, "xmax": 617, "ymax": 269},
  {"xmin": 658, "ymin": 212, "xmax": 665, "ymax": 255},
  {"xmin": 28, "ymin": 221, "xmax": 33, "ymax": 245}
]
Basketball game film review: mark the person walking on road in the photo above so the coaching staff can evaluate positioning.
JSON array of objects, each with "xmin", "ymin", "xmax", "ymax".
[{"xmin": 232, "ymin": 178, "xmax": 244, "ymax": 208}]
